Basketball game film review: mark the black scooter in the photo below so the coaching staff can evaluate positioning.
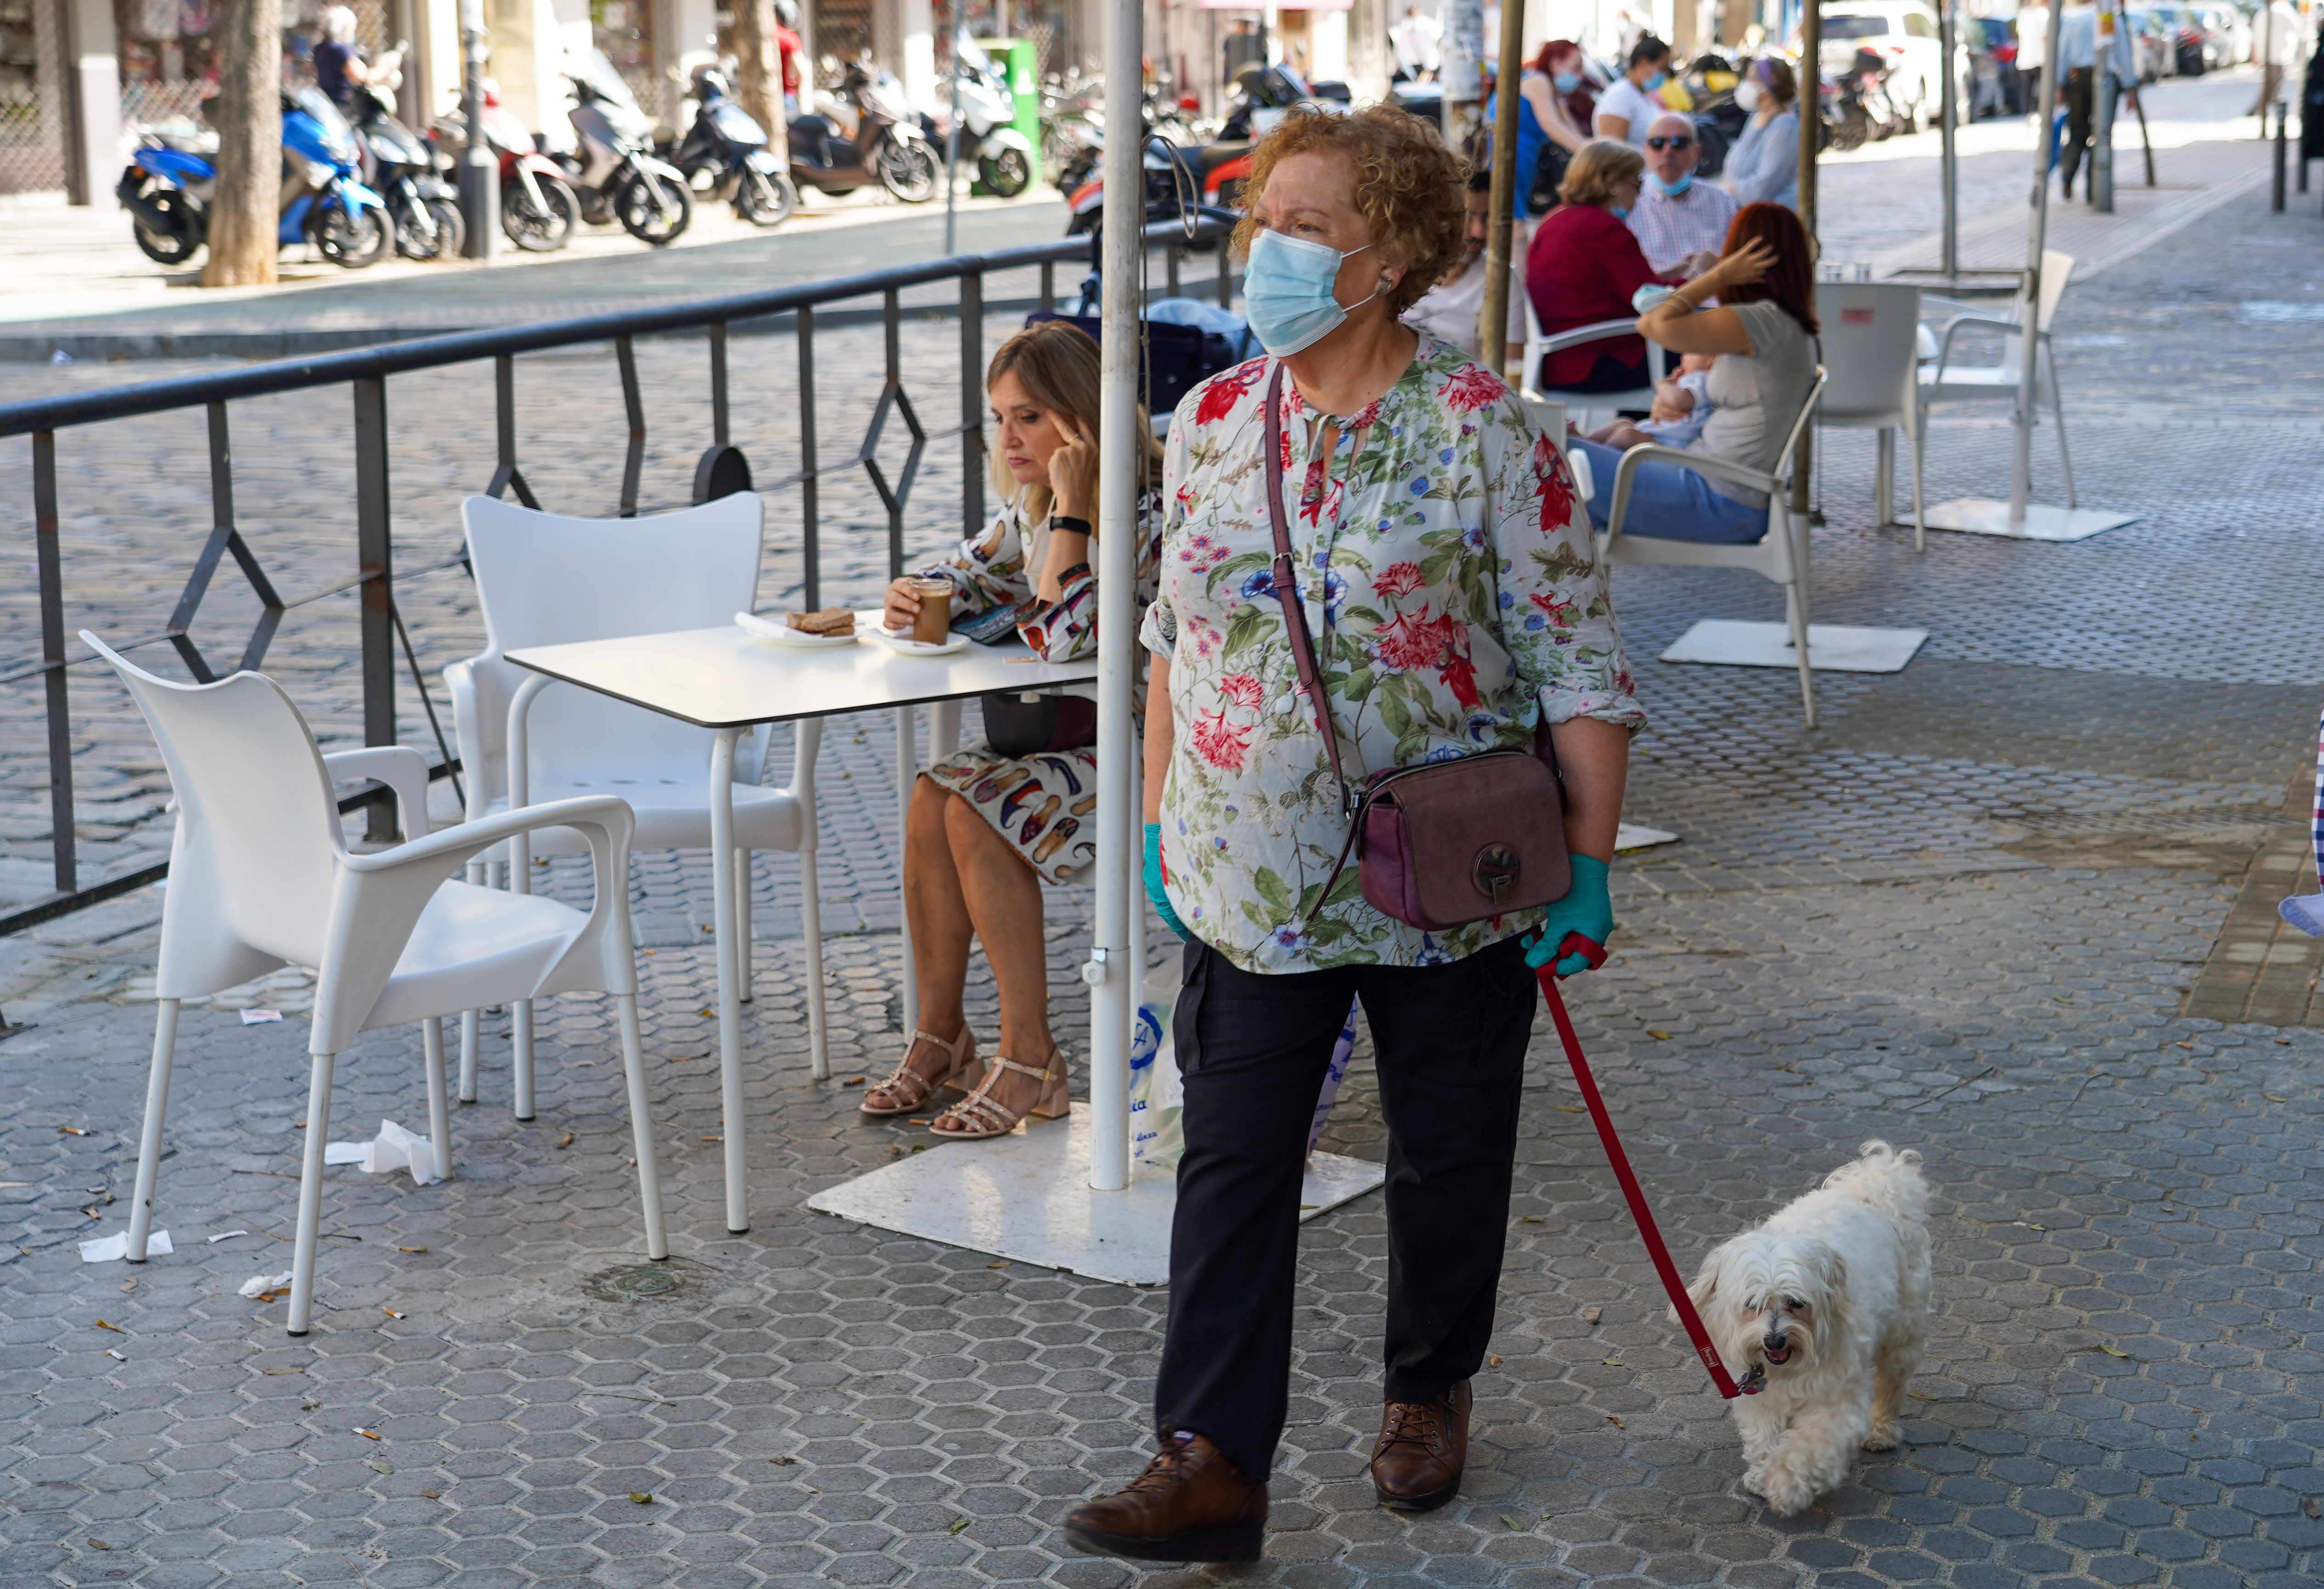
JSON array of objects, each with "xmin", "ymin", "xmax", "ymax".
[
  {"xmin": 350, "ymin": 76, "xmax": 462, "ymax": 260},
  {"xmin": 788, "ymin": 60, "xmax": 941, "ymax": 203},
  {"xmin": 673, "ymin": 67, "xmax": 799, "ymax": 226}
]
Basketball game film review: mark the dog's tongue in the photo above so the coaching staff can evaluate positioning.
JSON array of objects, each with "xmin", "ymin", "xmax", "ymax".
[{"xmin": 1765, "ymin": 1346, "xmax": 1792, "ymax": 1364}]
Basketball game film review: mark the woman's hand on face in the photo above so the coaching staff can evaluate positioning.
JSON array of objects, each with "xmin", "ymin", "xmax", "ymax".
[
  {"xmin": 1047, "ymin": 415, "xmax": 1099, "ymax": 522},
  {"xmin": 1712, "ymin": 237, "xmax": 1778, "ymax": 290},
  {"xmin": 882, "ymin": 575, "xmax": 922, "ymax": 632}
]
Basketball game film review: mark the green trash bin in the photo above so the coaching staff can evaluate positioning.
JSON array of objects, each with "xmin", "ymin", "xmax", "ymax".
[{"xmin": 970, "ymin": 37, "xmax": 1044, "ymax": 190}]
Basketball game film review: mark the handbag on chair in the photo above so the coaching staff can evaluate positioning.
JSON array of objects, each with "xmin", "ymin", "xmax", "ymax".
[{"xmin": 1260, "ymin": 365, "xmax": 1574, "ymax": 932}]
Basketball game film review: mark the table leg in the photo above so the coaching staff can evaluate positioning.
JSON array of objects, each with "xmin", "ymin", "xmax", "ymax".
[
  {"xmin": 709, "ymin": 726, "xmax": 750, "ymax": 1234},
  {"xmin": 895, "ymin": 704, "xmax": 918, "ymax": 1041}
]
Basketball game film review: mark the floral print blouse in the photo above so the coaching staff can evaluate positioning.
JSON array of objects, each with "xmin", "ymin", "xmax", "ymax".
[
  {"xmin": 1139, "ymin": 339, "xmax": 1645, "ymax": 975},
  {"xmin": 913, "ymin": 492, "xmax": 1162, "ymax": 661}
]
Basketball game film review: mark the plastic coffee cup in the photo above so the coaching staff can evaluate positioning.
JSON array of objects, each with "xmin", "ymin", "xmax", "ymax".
[{"xmin": 910, "ymin": 577, "xmax": 952, "ymax": 645}]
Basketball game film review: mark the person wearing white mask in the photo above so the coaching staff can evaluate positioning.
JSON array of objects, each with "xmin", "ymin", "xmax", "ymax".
[
  {"xmin": 1064, "ymin": 104, "xmax": 1638, "ymax": 1565},
  {"xmin": 1594, "ymin": 34, "xmax": 1675, "ymax": 145},
  {"xmin": 1722, "ymin": 56, "xmax": 1800, "ymax": 212}
]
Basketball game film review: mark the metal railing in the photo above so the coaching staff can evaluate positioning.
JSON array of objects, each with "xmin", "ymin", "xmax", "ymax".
[{"xmin": 0, "ymin": 216, "xmax": 1238, "ymax": 936}]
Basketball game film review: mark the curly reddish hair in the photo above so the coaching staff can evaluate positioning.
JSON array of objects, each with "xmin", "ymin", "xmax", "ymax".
[
  {"xmin": 1719, "ymin": 202, "xmax": 1819, "ymax": 336},
  {"xmin": 1231, "ymin": 104, "xmax": 1469, "ymax": 317}
]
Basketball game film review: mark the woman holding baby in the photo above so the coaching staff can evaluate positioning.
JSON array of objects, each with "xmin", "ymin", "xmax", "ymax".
[
  {"xmin": 861, "ymin": 318, "xmax": 1163, "ymax": 1139},
  {"xmin": 1566, "ymin": 201, "xmax": 1821, "ymax": 546}
]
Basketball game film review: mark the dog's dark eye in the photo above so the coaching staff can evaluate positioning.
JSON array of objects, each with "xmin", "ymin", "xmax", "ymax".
[{"xmin": 1782, "ymin": 1296, "xmax": 1804, "ymax": 1312}]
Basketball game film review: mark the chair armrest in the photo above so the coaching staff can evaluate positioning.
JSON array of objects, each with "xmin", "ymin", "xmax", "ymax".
[
  {"xmin": 322, "ymin": 746, "xmax": 432, "ymax": 841},
  {"xmin": 338, "ymin": 794, "xmax": 634, "ymax": 878},
  {"xmin": 1536, "ymin": 317, "xmax": 1644, "ymax": 355},
  {"xmin": 1931, "ymin": 313, "xmax": 2029, "ymax": 382},
  {"xmin": 1606, "ymin": 443, "xmax": 1776, "ymax": 538}
]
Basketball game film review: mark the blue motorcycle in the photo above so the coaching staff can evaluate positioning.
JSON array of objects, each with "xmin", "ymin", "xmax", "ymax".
[{"xmin": 116, "ymin": 86, "xmax": 391, "ymax": 269}]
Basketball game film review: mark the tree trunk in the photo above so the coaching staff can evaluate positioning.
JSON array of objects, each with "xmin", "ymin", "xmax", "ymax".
[
  {"xmin": 732, "ymin": 0, "xmax": 789, "ymax": 164},
  {"xmin": 201, "ymin": 0, "xmax": 283, "ymax": 287}
]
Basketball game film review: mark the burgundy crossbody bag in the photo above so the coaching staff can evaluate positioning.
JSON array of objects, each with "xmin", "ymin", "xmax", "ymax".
[{"xmin": 1260, "ymin": 364, "xmax": 1573, "ymax": 931}]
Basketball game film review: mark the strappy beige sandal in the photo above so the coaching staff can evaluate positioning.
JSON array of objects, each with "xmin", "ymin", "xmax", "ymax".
[
  {"xmin": 859, "ymin": 1027, "xmax": 979, "ymax": 1116},
  {"xmin": 927, "ymin": 1046, "xmax": 1069, "ymax": 1139}
]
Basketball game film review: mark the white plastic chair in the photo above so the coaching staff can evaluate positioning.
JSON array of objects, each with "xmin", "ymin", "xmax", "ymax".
[
  {"xmin": 446, "ymin": 493, "xmax": 824, "ymax": 1114},
  {"xmin": 87, "ymin": 632, "xmax": 666, "ymax": 1337},
  {"xmin": 1917, "ymin": 250, "xmax": 2078, "ymax": 506},
  {"xmin": 1593, "ymin": 370, "xmax": 1829, "ymax": 726},
  {"xmin": 1519, "ymin": 298, "xmax": 1672, "ymax": 434},
  {"xmin": 1815, "ymin": 281, "xmax": 1927, "ymax": 551}
]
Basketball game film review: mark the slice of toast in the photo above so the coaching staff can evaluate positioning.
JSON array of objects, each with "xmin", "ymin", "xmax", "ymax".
[{"xmin": 785, "ymin": 608, "xmax": 856, "ymax": 637}]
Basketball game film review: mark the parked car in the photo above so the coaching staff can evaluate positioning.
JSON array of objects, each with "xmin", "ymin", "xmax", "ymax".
[
  {"xmin": 2126, "ymin": 9, "xmax": 2177, "ymax": 80},
  {"xmin": 2189, "ymin": 3, "xmax": 2249, "ymax": 68},
  {"xmin": 1812, "ymin": 0, "xmax": 1968, "ymax": 128}
]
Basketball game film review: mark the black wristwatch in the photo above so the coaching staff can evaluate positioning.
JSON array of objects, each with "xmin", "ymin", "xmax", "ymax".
[{"xmin": 1049, "ymin": 513, "xmax": 1093, "ymax": 536}]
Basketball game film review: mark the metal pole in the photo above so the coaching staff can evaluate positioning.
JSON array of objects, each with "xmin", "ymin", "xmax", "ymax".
[
  {"xmin": 945, "ymin": 27, "xmax": 963, "ymax": 256},
  {"xmin": 1480, "ymin": 0, "xmax": 1525, "ymax": 383},
  {"xmin": 457, "ymin": 0, "xmax": 495, "ymax": 260},
  {"xmin": 2093, "ymin": 0, "xmax": 2116, "ymax": 212},
  {"xmin": 1939, "ymin": 0, "xmax": 1958, "ymax": 273},
  {"xmin": 2274, "ymin": 99, "xmax": 2290, "ymax": 211},
  {"xmin": 1086, "ymin": 0, "xmax": 1142, "ymax": 1194},
  {"xmin": 33, "ymin": 432, "xmax": 74, "ymax": 896},
  {"xmin": 1792, "ymin": 0, "xmax": 1819, "ymax": 522},
  {"xmin": 353, "ymin": 376, "xmax": 398, "ymax": 840},
  {"xmin": 2010, "ymin": 0, "xmax": 2067, "ymax": 527}
]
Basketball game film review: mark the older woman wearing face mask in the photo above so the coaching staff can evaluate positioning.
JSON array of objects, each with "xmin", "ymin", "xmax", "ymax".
[
  {"xmin": 1063, "ymin": 106, "xmax": 1642, "ymax": 1566},
  {"xmin": 1723, "ymin": 57, "xmax": 1801, "ymax": 212}
]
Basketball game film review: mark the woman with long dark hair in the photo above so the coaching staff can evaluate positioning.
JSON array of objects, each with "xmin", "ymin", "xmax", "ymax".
[{"xmin": 1566, "ymin": 201, "xmax": 1821, "ymax": 545}]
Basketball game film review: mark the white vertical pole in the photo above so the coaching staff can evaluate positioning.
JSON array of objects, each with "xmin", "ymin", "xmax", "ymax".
[
  {"xmin": 1085, "ymin": 0, "xmax": 1143, "ymax": 1195},
  {"xmin": 2009, "ymin": 0, "xmax": 2066, "ymax": 526},
  {"xmin": 1939, "ymin": 0, "xmax": 1958, "ymax": 275}
]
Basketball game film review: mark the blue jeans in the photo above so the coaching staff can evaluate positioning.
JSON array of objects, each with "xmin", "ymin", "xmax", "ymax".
[{"xmin": 1570, "ymin": 438, "xmax": 1770, "ymax": 546}]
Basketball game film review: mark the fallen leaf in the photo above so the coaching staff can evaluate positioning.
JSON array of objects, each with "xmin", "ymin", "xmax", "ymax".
[
  {"xmin": 698, "ymin": 1008, "xmax": 715, "ymax": 1018},
  {"xmin": 2030, "ymin": 1224, "xmax": 2047, "ymax": 1232},
  {"xmin": 986, "ymin": 1262, "xmax": 1009, "ymax": 1269},
  {"xmin": 909, "ymin": 1144, "xmax": 926, "ymax": 1154},
  {"xmin": 1603, "ymin": 1356, "xmax": 1625, "ymax": 1367},
  {"xmin": 93, "ymin": 1319, "xmax": 125, "ymax": 1333},
  {"xmin": 118, "ymin": 1280, "xmax": 136, "ymax": 1293},
  {"xmin": 1554, "ymin": 1104, "xmax": 1583, "ymax": 1114},
  {"xmin": 1501, "ymin": 1515, "xmax": 1526, "ymax": 1532},
  {"xmin": 397, "ymin": 1246, "xmax": 427, "ymax": 1254},
  {"xmin": 422, "ymin": 1489, "xmax": 442, "ymax": 1499},
  {"xmin": 1604, "ymin": 1415, "xmax": 1624, "ymax": 1429},
  {"xmin": 58, "ymin": 1126, "xmax": 87, "ymax": 1136},
  {"xmin": 262, "ymin": 1368, "xmax": 301, "ymax": 1376},
  {"xmin": 1583, "ymin": 1307, "xmax": 1602, "ymax": 1324},
  {"xmin": 368, "ymin": 1461, "xmax": 391, "ymax": 1475},
  {"xmin": 384, "ymin": 1308, "xmax": 405, "ymax": 1320},
  {"xmin": 79, "ymin": 1206, "xmax": 101, "ymax": 1219},
  {"xmin": 842, "ymin": 1076, "xmax": 867, "ymax": 1087},
  {"xmin": 557, "ymin": 1135, "xmax": 574, "ymax": 1149},
  {"xmin": 1907, "ymin": 1390, "xmax": 1938, "ymax": 1401},
  {"xmin": 949, "ymin": 1517, "xmax": 971, "ymax": 1535},
  {"xmin": 1298, "ymin": 1203, "xmax": 1317, "ymax": 1210},
  {"xmin": 1487, "ymin": 1356, "xmax": 1502, "ymax": 1367},
  {"xmin": 2264, "ymin": 1094, "xmax": 2288, "ymax": 1104},
  {"xmin": 355, "ymin": 1428, "xmax": 381, "ymax": 1441},
  {"xmin": 629, "ymin": 1492, "xmax": 653, "ymax": 1504},
  {"xmin": 1646, "ymin": 1031, "xmax": 1671, "ymax": 1040},
  {"xmin": 1519, "ymin": 1215, "xmax": 1543, "ymax": 1223},
  {"xmin": 2088, "ymin": 1344, "xmax": 2129, "ymax": 1358},
  {"xmin": 770, "ymin": 1456, "xmax": 796, "ymax": 1466},
  {"xmin": 87, "ymin": 1539, "xmax": 111, "ymax": 1551}
]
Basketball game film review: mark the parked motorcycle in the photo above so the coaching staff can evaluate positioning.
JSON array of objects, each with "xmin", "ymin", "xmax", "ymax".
[
  {"xmin": 1822, "ymin": 47, "xmax": 1904, "ymax": 151},
  {"xmin": 433, "ymin": 88, "xmax": 582, "ymax": 252},
  {"xmin": 562, "ymin": 50, "xmax": 693, "ymax": 246},
  {"xmin": 789, "ymin": 59, "xmax": 942, "ymax": 203},
  {"xmin": 116, "ymin": 86, "xmax": 391, "ymax": 269},
  {"xmin": 673, "ymin": 66, "xmax": 799, "ymax": 226},
  {"xmin": 349, "ymin": 70, "xmax": 463, "ymax": 261},
  {"xmin": 946, "ymin": 35, "xmax": 1035, "ymax": 197},
  {"xmin": 1063, "ymin": 62, "xmax": 1327, "ymax": 237}
]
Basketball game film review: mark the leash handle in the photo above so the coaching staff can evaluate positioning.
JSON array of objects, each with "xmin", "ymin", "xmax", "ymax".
[{"xmin": 1536, "ymin": 933, "xmax": 1748, "ymax": 1399}]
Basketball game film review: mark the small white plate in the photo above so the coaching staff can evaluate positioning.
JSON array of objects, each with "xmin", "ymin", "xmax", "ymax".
[
  {"xmin": 870, "ymin": 623, "xmax": 969, "ymax": 658},
  {"xmin": 735, "ymin": 611, "xmax": 858, "ymax": 649}
]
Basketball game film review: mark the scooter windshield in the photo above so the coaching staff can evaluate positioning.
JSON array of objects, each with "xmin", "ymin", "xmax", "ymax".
[
  {"xmin": 294, "ymin": 86, "xmax": 360, "ymax": 164},
  {"xmin": 577, "ymin": 50, "xmax": 645, "ymax": 115}
]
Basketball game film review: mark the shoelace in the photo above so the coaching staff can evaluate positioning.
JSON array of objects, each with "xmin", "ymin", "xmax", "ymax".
[
  {"xmin": 1124, "ymin": 1437, "xmax": 1197, "ymax": 1495},
  {"xmin": 1377, "ymin": 1399, "xmax": 1445, "ymax": 1452}
]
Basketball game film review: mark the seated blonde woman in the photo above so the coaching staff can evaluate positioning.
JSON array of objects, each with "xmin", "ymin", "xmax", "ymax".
[{"xmin": 862, "ymin": 319, "xmax": 1163, "ymax": 1138}]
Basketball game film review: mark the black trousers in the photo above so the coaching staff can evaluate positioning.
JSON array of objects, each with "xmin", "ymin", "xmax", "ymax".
[
  {"xmin": 2060, "ymin": 68, "xmax": 2096, "ymax": 192},
  {"xmin": 1154, "ymin": 934, "xmax": 1538, "ymax": 1480}
]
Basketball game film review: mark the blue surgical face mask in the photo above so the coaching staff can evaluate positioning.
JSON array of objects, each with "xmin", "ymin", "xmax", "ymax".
[
  {"xmin": 1643, "ymin": 69, "xmax": 1668, "ymax": 90},
  {"xmin": 1648, "ymin": 171, "xmax": 1694, "ymax": 196},
  {"xmin": 1242, "ymin": 228, "xmax": 1378, "ymax": 357},
  {"xmin": 1553, "ymin": 70, "xmax": 1582, "ymax": 93},
  {"xmin": 1609, "ymin": 203, "xmax": 1630, "ymax": 220}
]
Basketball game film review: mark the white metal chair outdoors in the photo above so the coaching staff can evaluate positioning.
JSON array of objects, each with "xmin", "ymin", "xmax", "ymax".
[
  {"xmin": 1814, "ymin": 281, "xmax": 1928, "ymax": 551},
  {"xmin": 447, "ymin": 493, "xmax": 826, "ymax": 1111},
  {"xmin": 1519, "ymin": 299, "xmax": 1671, "ymax": 434},
  {"xmin": 1917, "ymin": 250, "xmax": 2078, "ymax": 507},
  {"xmin": 1594, "ymin": 371, "xmax": 1830, "ymax": 726},
  {"xmin": 87, "ymin": 632, "xmax": 666, "ymax": 1337}
]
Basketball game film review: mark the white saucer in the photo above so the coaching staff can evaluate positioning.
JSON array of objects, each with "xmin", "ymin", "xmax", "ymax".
[
  {"xmin": 870, "ymin": 624, "xmax": 969, "ymax": 657},
  {"xmin": 735, "ymin": 611, "xmax": 859, "ymax": 649}
]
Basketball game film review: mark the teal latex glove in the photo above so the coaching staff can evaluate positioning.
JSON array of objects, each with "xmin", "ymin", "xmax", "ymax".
[
  {"xmin": 1523, "ymin": 854, "xmax": 1613, "ymax": 977},
  {"xmin": 1144, "ymin": 822, "xmax": 1188, "ymax": 941}
]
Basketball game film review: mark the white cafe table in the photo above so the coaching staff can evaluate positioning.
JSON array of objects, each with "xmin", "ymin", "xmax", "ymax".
[{"xmin": 505, "ymin": 617, "xmax": 1097, "ymax": 1235}]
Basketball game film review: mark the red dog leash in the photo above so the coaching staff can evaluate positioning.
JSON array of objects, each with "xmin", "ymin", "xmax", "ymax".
[{"xmin": 1535, "ymin": 933, "xmax": 1752, "ymax": 1399}]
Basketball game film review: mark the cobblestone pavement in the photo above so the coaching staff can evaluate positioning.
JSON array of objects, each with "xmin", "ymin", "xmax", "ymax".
[{"xmin": 3, "ymin": 99, "xmax": 2324, "ymax": 1589}]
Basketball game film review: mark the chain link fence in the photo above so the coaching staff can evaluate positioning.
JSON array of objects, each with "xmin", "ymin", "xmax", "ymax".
[{"xmin": 0, "ymin": 0, "xmax": 66, "ymax": 195}]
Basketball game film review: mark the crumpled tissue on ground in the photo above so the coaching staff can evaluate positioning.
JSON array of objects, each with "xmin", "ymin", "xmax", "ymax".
[
  {"xmin": 238, "ymin": 1270, "xmax": 294, "ymax": 1298},
  {"xmin": 324, "ymin": 1120, "xmax": 441, "ymax": 1186},
  {"xmin": 79, "ymin": 1229, "xmax": 171, "ymax": 1262}
]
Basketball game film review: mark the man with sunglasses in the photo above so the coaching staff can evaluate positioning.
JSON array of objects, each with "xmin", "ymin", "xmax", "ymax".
[{"xmin": 1626, "ymin": 112, "xmax": 1735, "ymax": 279}]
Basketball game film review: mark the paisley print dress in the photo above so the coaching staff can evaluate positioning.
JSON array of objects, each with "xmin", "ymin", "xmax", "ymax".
[{"xmin": 919, "ymin": 492, "xmax": 1161, "ymax": 883}]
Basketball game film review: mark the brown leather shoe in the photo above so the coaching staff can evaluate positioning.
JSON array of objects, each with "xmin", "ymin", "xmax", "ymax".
[
  {"xmin": 1371, "ymin": 1380, "xmax": 1472, "ymax": 1511},
  {"xmin": 1063, "ymin": 1430, "xmax": 1266, "ymax": 1562}
]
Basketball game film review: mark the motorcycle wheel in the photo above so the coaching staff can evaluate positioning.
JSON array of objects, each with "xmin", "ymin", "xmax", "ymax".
[
  {"xmin": 977, "ymin": 147, "xmax": 1032, "ymax": 198},
  {"xmin": 877, "ymin": 138, "xmax": 941, "ymax": 203},
  {"xmin": 736, "ymin": 166, "xmax": 799, "ymax": 227},
  {"xmin": 315, "ymin": 199, "xmax": 392, "ymax": 268},
  {"xmin": 131, "ymin": 191, "xmax": 202, "ymax": 265},
  {"xmin": 394, "ymin": 194, "xmax": 465, "ymax": 260},
  {"xmin": 503, "ymin": 175, "xmax": 580, "ymax": 252},
  {"xmin": 616, "ymin": 168, "xmax": 693, "ymax": 246},
  {"xmin": 1828, "ymin": 111, "xmax": 1868, "ymax": 153}
]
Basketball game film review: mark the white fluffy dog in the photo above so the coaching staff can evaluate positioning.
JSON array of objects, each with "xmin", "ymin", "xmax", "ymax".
[{"xmin": 1684, "ymin": 1140, "xmax": 1933, "ymax": 1516}]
